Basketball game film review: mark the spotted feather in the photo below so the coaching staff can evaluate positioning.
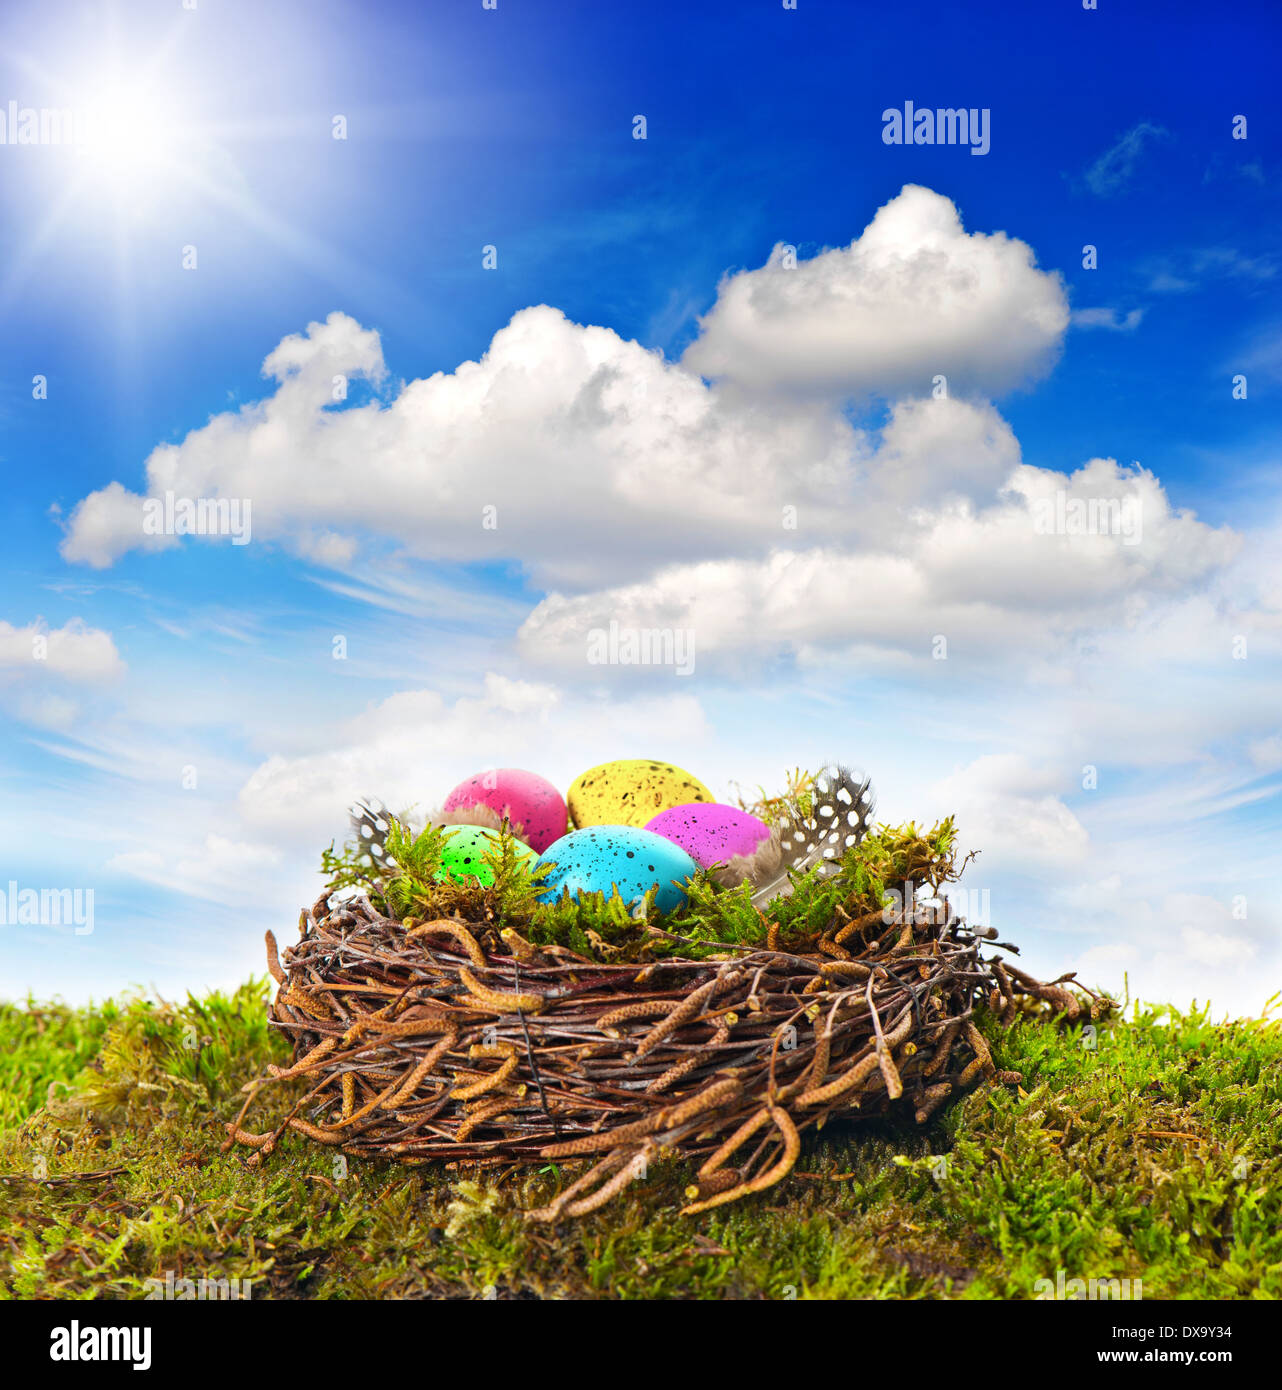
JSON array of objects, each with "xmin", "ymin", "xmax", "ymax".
[
  {"xmin": 749, "ymin": 765, "xmax": 875, "ymax": 909},
  {"xmin": 349, "ymin": 797, "xmax": 400, "ymax": 882}
]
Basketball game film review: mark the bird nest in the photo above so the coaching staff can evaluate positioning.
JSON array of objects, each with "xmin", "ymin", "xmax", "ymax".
[{"xmin": 227, "ymin": 884, "xmax": 1108, "ymax": 1220}]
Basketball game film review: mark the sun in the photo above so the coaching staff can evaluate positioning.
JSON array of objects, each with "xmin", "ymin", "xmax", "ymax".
[
  {"xmin": 75, "ymin": 74, "xmax": 186, "ymax": 195},
  {"xmin": 1, "ymin": 19, "xmax": 375, "ymax": 317},
  {"xmin": 0, "ymin": 34, "xmax": 207, "ymax": 303}
]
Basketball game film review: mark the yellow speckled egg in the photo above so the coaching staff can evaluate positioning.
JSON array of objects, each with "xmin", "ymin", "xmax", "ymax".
[{"xmin": 567, "ymin": 759, "xmax": 714, "ymax": 829}]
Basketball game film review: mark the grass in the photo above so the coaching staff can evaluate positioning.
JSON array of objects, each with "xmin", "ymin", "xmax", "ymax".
[{"xmin": 3, "ymin": 983, "xmax": 1279, "ymax": 1299}]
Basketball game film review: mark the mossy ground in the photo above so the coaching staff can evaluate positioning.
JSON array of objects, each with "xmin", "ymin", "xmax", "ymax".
[{"xmin": 3, "ymin": 983, "xmax": 1279, "ymax": 1299}]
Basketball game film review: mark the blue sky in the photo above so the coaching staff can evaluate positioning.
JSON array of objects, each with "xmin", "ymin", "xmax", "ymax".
[{"xmin": 1, "ymin": 0, "xmax": 1279, "ymax": 1013}]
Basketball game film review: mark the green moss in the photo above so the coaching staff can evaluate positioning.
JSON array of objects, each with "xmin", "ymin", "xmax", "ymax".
[
  {"xmin": 331, "ymin": 810, "xmax": 964, "ymax": 963},
  {"xmin": 3, "ymin": 985, "xmax": 1278, "ymax": 1299},
  {"xmin": 0, "ymin": 998, "xmax": 119, "ymax": 1130}
]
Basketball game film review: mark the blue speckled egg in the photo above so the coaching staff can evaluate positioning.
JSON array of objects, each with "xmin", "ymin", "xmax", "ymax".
[{"xmin": 534, "ymin": 825, "xmax": 698, "ymax": 913}]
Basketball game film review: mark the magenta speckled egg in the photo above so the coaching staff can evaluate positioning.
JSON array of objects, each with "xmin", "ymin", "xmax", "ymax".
[
  {"xmin": 644, "ymin": 802, "xmax": 771, "ymax": 868},
  {"xmin": 441, "ymin": 768, "xmax": 568, "ymax": 854}
]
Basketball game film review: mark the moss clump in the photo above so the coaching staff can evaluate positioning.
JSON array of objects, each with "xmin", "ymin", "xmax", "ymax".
[
  {"xmin": 0, "ymin": 998, "xmax": 120, "ymax": 1131},
  {"xmin": 3, "ymin": 986, "xmax": 1278, "ymax": 1298},
  {"xmin": 321, "ymin": 811, "xmax": 964, "ymax": 963}
]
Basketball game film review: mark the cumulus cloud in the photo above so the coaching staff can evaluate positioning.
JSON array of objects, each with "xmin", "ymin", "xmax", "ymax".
[
  {"xmin": 0, "ymin": 618, "xmax": 124, "ymax": 682},
  {"xmin": 683, "ymin": 184, "xmax": 1069, "ymax": 397},
  {"xmin": 57, "ymin": 480, "xmax": 178, "ymax": 569},
  {"xmin": 60, "ymin": 306, "xmax": 861, "ymax": 585},
  {"xmin": 50, "ymin": 184, "xmax": 1238, "ymax": 663},
  {"xmin": 57, "ymin": 188, "xmax": 1078, "ymax": 585},
  {"xmin": 517, "ymin": 458, "xmax": 1239, "ymax": 671},
  {"xmin": 1069, "ymin": 893, "xmax": 1274, "ymax": 1019},
  {"xmin": 927, "ymin": 754, "xmax": 1090, "ymax": 870}
]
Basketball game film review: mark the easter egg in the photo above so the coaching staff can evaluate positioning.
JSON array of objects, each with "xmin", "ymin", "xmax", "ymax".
[
  {"xmin": 533, "ymin": 826, "xmax": 698, "ymax": 913},
  {"xmin": 644, "ymin": 802, "xmax": 771, "ymax": 869},
  {"xmin": 441, "ymin": 768, "xmax": 568, "ymax": 853},
  {"xmin": 567, "ymin": 759, "xmax": 714, "ymax": 829},
  {"xmin": 436, "ymin": 825, "xmax": 536, "ymax": 887}
]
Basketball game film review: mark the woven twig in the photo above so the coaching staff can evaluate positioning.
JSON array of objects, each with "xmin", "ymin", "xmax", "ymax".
[{"xmin": 227, "ymin": 891, "xmax": 1108, "ymax": 1218}]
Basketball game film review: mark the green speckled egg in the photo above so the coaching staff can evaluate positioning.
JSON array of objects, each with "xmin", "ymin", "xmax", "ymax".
[
  {"xmin": 436, "ymin": 825, "xmax": 535, "ymax": 886},
  {"xmin": 567, "ymin": 759, "xmax": 714, "ymax": 829}
]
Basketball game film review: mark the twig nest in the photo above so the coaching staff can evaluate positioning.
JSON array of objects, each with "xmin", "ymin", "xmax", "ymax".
[
  {"xmin": 534, "ymin": 825, "xmax": 698, "ymax": 912},
  {"xmin": 239, "ymin": 885, "xmax": 1106, "ymax": 1220},
  {"xmin": 441, "ymin": 768, "xmax": 568, "ymax": 853},
  {"xmin": 568, "ymin": 759, "xmax": 713, "ymax": 828},
  {"xmin": 246, "ymin": 778, "xmax": 1113, "ymax": 1223}
]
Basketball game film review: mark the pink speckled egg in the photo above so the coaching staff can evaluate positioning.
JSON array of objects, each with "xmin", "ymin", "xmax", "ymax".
[
  {"xmin": 644, "ymin": 802, "xmax": 771, "ymax": 868},
  {"xmin": 441, "ymin": 769, "xmax": 568, "ymax": 854}
]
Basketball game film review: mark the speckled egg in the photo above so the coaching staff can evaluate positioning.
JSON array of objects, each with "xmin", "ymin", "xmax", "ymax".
[
  {"xmin": 534, "ymin": 826, "xmax": 698, "ymax": 913},
  {"xmin": 441, "ymin": 768, "xmax": 568, "ymax": 853},
  {"xmin": 567, "ymin": 760, "xmax": 714, "ymax": 829},
  {"xmin": 644, "ymin": 802, "xmax": 771, "ymax": 869},
  {"xmin": 436, "ymin": 825, "xmax": 536, "ymax": 887}
]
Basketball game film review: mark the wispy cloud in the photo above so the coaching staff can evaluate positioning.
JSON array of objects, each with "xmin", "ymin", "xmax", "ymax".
[
  {"xmin": 1072, "ymin": 307, "xmax": 1144, "ymax": 332},
  {"xmin": 1084, "ymin": 121, "xmax": 1169, "ymax": 196},
  {"xmin": 1235, "ymin": 324, "xmax": 1282, "ymax": 382}
]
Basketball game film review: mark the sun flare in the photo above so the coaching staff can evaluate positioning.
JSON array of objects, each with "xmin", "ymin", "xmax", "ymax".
[{"xmin": 74, "ymin": 75, "xmax": 185, "ymax": 191}]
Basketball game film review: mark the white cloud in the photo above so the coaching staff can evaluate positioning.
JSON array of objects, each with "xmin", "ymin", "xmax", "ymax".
[
  {"xmin": 928, "ymin": 754, "xmax": 1090, "ymax": 870},
  {"xmin": 1149, "ymin": 246, "xmax": 1276, "ymax": 295},
  {"xmin": 12, "ymin": 692, "xmax": 82, "ymax": 730},
  {"xmin": 517, "ymin": 458, "xmax": 1239, "ymax": 671},
  {"xmin": 1250, "ymin": 736, "xmax": 1282, "ymax": 771},
  {"xmin": 683, "ymin": 184, "xmax": 1069, "ymax": 398},
  {"xmin": 59, "ymin": 307, "xmax": 863, "ymax": 586},
  {"xmin": 1070, "ymin": 893, "xmax": 1273, "ymax": 1019},
  {"xmin": 925, "ymin": 458, "xmax": 1239, "ymax": 605},
  {"xmin": 0, "ymin": 618, "xmax": 124, "ymax": 682},
  {"xmin": 236, "ymin": 672, "xmax": 710, "ymax": 845},
  {"xmin": 57, "ymin": 188, "xmax": 1074, "ymax": 585},
  {"xmin": 861, "ymin": 394, "xmax": 1021, "ymax": 506},
  {"xmin": 56, "ymin": 479, "xmax": 179, "ymax": 569},
  {"xmin": 109, "ymin": 835, "xmax": 284, "ymax": 908},
  {"xmin": 1072, "ymin": 307, "xmax": 1144, "ymax": 331}
]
